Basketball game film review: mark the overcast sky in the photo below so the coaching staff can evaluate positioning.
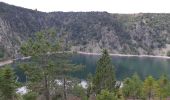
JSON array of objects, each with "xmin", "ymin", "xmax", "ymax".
[{"xmin": 0, "ymin": 0, "xmax": 170, "ymax": 13}]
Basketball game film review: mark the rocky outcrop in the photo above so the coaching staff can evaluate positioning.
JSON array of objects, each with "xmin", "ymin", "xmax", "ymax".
[{"xmin": 1, "ymin": 2, "xmax": 170, "ymax": 60}]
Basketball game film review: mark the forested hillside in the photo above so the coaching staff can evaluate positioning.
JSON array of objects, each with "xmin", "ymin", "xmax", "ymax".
[{"xmin": 1, "ymin": 2, "xmax": 170, "ymax": 60}]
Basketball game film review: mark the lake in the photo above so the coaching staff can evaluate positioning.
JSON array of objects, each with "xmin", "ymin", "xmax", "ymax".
[
  {"xmin": 13, "ymin": 53, "xmax": 170, "ymax": 82},
  {"xmin": 71, "ymin": 54, "xmax": 170, "ymax": 80}
]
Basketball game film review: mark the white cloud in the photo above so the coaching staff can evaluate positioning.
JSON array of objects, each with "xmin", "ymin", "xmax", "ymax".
[{"xmin": 0, "ymin": 0, "xmax": 170, "ymax": 13}]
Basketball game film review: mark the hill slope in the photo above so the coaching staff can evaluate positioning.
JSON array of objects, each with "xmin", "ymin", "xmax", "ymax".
[{"xmin": 1, "ymin": 2, "xmax": 170, "ymax": 59}]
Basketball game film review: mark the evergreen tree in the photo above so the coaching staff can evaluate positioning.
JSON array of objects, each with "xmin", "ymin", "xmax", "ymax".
[
  {"xmin": 22, "ymin": 91, "xmax": 38, "ymax": 100},
  {"xmin": 143, "ymin": 76, "xmax": 157, "ymax": 100},
  {"xmin": 157, "ymin": 75, "xmax": 170, "ymax": 100},
  {"xmin": 122, "ymin": 73, "xmax": 143, "ymax": 100},
  {"xmin": 0, "ymin": 66, "xmax": 18, "ymax": 100},
  {"xmin": 122, "ymin": 77, "xmax": 131, "ymax": 99},
  {"xmin": 72, "ymin": 85, "xmax": 88, "ymax": 100},
  {"xmin": 20, "ymin": 31, "xmax": 59, "ymax": 100},
  {"xmin": 86, "ymin": 73, "xmax": 93, "ymax": 98},
  {"xmin": 93, "ymin": 49, "xmax": 115, "ymax": 93},
  {"xmin": 96, "ymin": 89, "xmax": 117, "ymax": 100},
  {"xmin": 55, "ymin": 57, "xmax": 82, "ymax": 100},
  {"xmin": 20, "ymin": 31, "xmax": 81, "ymax": 100}
]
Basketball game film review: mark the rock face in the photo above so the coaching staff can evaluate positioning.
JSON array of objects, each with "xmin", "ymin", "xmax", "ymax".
[{"xmin": 1, "ymin": 2, "xmax": 170, "ymax": 59}]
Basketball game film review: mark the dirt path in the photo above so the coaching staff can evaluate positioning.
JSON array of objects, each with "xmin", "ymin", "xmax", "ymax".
[{"xmin": 0, "ymin": 60, "xmax": 13, "ymax": 67}]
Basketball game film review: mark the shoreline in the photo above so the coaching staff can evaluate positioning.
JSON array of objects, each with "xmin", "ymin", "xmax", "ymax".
[
  {"xmin": 1, "ymin": 51, "xmax": 170, "ymax": 67},
  {"xmin": 0, "ymin": 56, "xmax": 31, "ymax": 67},
  {"xmin": 77, "ymin": 51, "xmax": 170, "ymax": 59},
  {"xmin": 0, "ymin": 60, "xmax": 13, "ymax": 67}
]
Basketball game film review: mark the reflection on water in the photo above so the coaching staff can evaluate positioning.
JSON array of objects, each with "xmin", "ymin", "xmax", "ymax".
[
  {"xmin": 71, "ymin": 54, "xmax": 170, "ymax": 80},
  {"xmin": 12, "ymin": 54, "xmax": 170, "ymax": 82}
]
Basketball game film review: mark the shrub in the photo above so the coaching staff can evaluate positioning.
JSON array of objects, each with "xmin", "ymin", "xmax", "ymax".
[
  {"xmin": 96, "ymin": 90, "xmax": 117, "ymax": 100},
  {"xmin": 167, "ymin": 51, "xmax": 170, "ymax": 57},
  {"xmin": 23, "ymin": 92, "xmax": 38, "ymax": 100}
]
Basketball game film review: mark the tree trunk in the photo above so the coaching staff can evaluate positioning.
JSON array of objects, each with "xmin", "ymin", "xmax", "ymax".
[
  {"xmin": 149, "ymin": 90, "xmax": 151, "ymax": 100},
  {"xmin": 11, "ymin": 95, "xmax": 14, "ymax": 100},
  {"xmin": 45, "ymin": 75, "xmax": 50, "ymax": 100},
  {"xmin": 160, "ymin": 96, "xmax": 162, "ymax": 100},
  {"xmin": 63, "ymin": 76, "xmax": 67, "ymax": 100},
  {"xmin": 43, "ymin": 54, "xmax": 50, "ymax": 100}
]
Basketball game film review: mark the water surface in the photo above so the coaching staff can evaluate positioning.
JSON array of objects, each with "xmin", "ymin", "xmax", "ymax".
[
  {"xmin": 71, "ymin": 54, "xmax": 170, "ymax": 80},
  {"xmin": 13, "ymin": 54, "xmax": 170, "ymax": 82}
]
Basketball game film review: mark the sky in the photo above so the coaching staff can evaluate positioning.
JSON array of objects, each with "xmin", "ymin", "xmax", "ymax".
[{"xmin": 0, "ymin": 0, "xmax": 170, "ymax": 13}]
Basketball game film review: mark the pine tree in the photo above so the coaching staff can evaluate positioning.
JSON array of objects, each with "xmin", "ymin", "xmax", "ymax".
[
  {"xmin": 96, "ymin": 89, "xmax": 117, "ymax": 100},
  {"xmin": 157, "ymin": 75, "xmax": 170, "ymax": 100},
  {"xmin": 87, "ymin": 73, "xmax": 93, "ymax": 98},
  {"xmin": 20, "ymin": 31, "xmax": 58, "ymax": 100},
  {"xmin": 122, "ymin": 73, "xmax": 143, "ymax": 100},
  {"xmin": 143, "ymin": 76, "xmax": 157, "ymax": 100},
  {"xmin": 121, "ymin": 77, "xmax": 131, "ymax": 99},
  {"xmin": 0, "ymin": 66, "xmax": 18, "ymax": 100},
  {"xmin": 55, "ymin": 56, "xmax": 82, "ymax": 100},
  {"xmin": 20, "ymin": 31, "xmax": 81, "ymax": 100},
  {"xmin": 93, "ymin": 49, "xmax": 115, "ymax": 93}
]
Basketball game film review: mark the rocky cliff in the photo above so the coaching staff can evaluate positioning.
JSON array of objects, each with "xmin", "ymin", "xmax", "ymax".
[{"xmin": 1, "ymin": 2, "xmax": 170, "ymax": 60}]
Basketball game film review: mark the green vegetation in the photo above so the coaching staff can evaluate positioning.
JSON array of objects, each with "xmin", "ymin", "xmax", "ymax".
[
  {"xmin": 167, "ymin": 51, "xmax": 170, "ymax": 57},
  {"xmin": 20, "ymin": 31, "xmax": 82, "ymax": 100},
  {"xmin": 121, "ymin": 75, "xmax": 170, "ymax": 100},
  {"xmin": 1, "ymin": 46, "xmax": 170, "ymax": 100},
  {"xmin": 93, "ymin": 49, "xmax": 116, "ymax": 93},
  {"xmin": 92, "ymin": 50, "xmax": 170, "ymax": 100},
  {"xmin": 22, "ymin": 92, "xmax": 38, "ymax": 100},
  {"xmin": 96, "ymin": 90, "xmax": 117, "ymax": 100},
  {"xmin": 0, "ymin": 66, "xmax": 19, "ymax": 100},
  {"xmin": 122, "ymin": 73, "xmax": 143, "ymax": 99},
  {"xmin": 2, "ymin": 2, "xmax": 170, "ymax": 59},
  {"xmin": 157, "ymin": 75, "xmax": 170, "ymax": 99},
  {"xmin": 143, "ymin": 76, "xmax": 157, "ymax": 100},
  {"xmin": 72, "ymin": 85, "xmax": 88, "ymax": 100},
  {"xmin": 1, "ymin": 2, "xmax": 170, "ymax": 98},
  {"xmin": 20, "ymin": 31, "xmax": 60, "ymax": 100}
]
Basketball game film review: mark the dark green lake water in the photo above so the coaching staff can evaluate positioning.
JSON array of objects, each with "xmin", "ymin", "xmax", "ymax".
[
  {"xmin": 13, "ymin": 54, "xmax": 170, "ymax": 82},
  {"xmin": 71, "ymin": 54, "xmax": 170, "ymax": 80}
]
